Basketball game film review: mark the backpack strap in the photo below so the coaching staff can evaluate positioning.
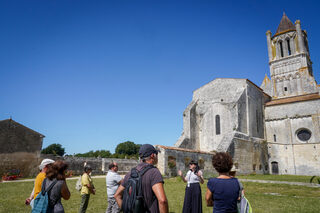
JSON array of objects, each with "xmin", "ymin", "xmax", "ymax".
[
  {"xmin": 45, "ymin": 179, "xmax": 58, "ymax": 193},
  {"xmin": 138, "ymin": 164, "xmax": 155, "ymax": 177},
  {"xmin": 136, "ymin": 164, "xmax": 156, "ymax": 208},
  {"xmin": 236, "ymin": 178, "xmax": 243, "ymax": 199}
]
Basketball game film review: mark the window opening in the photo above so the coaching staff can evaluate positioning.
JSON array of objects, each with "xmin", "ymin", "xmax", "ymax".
[
  {"xmin": 279, "ymin": 41, "xmax": 284, "ymax": 57},
  {"xmin": 287, "ymin": 39, "xmax": 291, "ymax": 55},
  {"xmin": 273, "ymin": 134, "xmax": 277, "ymax": 142},
  {"xmin": 297, "ymin": 129, "xmax": 312, "ymax": 141},
  {"xmin": 215, "ymin": 115, "xmax": 220, "ymax": 135},
  {"xmin": 284, "ymin": 87, "xmax": 287, "ymax": 91}
]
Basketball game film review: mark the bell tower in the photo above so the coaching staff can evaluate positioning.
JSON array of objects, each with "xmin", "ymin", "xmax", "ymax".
[{"xmin": 261, "ymin": 13, "xmax": 318, "ymax": 98}]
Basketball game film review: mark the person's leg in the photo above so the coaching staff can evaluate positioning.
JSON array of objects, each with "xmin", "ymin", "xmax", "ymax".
[
  {"xmin": 79, "ymin": 194, "xmax": 90, "ymax": 213},
  {"xmin": 106, "ymin": 197, "xmax": 113, "ymax": 213},
  {"xmin": 182, "ymin": 186, "xmax": 192, "ymax": 213},
  {"xmin": 111, "ymin": 197, "xmax": 120, "ymax": 213}
]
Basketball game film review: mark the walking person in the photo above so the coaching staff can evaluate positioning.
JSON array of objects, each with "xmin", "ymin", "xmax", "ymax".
[
  {"xmin": 40, "ymin": 160, "xmax": 71, "ymax": 213},
  {"xmin": 79, "ymin": 165, "xmax": 96, "ymax": 213},
  {"xmin": 106, "ymin": 162, "xmax": 122, "ymax": 213},
  {"xmin": 114, "ymin": 144, "xmax": 169, "ymax": 213},
  {"xmin": 205, "ymin": 152, "xmax": 240, "ymax": 213},
  {"xmin": 25, "ymin": 159, "xmax": 55, "ymax": 208},
  {"xmin": 178, "ymin": 160, "xmax": 204, "ymax": 213}
]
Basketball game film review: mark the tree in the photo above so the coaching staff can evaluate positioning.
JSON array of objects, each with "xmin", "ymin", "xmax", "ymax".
[
  {"xmin": 41, "ymin": 143, "xmax": 65, "ymax": 156},
  {"xmin": 115, "ymin": 141, "xmax": 141, "ymax": 156},
  {"xmin": 74, "ymin": 149, "xmax": 112, "ymax": 158}
]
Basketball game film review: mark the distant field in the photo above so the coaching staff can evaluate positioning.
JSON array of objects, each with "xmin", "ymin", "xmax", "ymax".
[{"xmin": 1, "ymin": 176, "xmax": 320, "ymax": 213}]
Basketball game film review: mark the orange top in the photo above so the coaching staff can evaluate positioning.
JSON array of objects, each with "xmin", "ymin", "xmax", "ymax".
[{"xmin": 34, "ymin": 172, "xmax": 46, "ymax": 199}]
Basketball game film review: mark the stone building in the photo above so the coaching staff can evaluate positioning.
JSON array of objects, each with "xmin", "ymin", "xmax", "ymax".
[
  {"xmin": 262, "ymin": 14, "xmax": 320, "ymax": 175},
  {"xmin": 0, "ymin": 119, "xmax": 45, "ymax": 176},
  {"xmin": 162, "ymin": 13, "xmax": 320, "ymax": 176}
]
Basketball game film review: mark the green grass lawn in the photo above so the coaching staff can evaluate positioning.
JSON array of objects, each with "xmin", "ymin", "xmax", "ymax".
[
  {"xmin": 1, "ymin": 177, "xmax": 319, "ymax": 213},
  {"xmin": 237, "ymin": 174, "xmax": 314, "ymax": 183}
]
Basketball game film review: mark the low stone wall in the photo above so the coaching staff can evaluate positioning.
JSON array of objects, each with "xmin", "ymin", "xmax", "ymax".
[
  {"xmin": 156, "ymin": 145, "xmax": 216, "ymax": 177},
  {"xmin": 41, "ymin": 155, "xmax": 139, "ymax": 176},
  {"xmin": 0, "ymin": 152, "xmax": 41, "ymax": 177},
  {"xmin": 1, "ymin": 153, "xmax": 139, "ymax": 178}
]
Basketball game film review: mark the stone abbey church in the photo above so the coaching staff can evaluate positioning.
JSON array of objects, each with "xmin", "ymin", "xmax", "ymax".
[{"xmin": 157, "ymin": 14, "xmax": 320, "ymax": 176}]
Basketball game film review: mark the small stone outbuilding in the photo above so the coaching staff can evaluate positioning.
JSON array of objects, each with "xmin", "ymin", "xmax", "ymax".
[{"xmin": 0, "ymin": 119, "xmax": 44, "ymax": 177}]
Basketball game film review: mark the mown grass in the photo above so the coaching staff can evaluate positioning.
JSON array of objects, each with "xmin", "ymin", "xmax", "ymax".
[
  {"xmin": 237, "ymin": 174, "xmax": 314, "ymax": 183},
  {"xmin": 1, "ymin": 177, "xmax": 320, "ymax": 213}
]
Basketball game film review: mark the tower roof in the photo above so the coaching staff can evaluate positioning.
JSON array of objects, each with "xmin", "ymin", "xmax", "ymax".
[{"xmin": 275, "ymin": 13, "xmax": 296, "ymax": 35}]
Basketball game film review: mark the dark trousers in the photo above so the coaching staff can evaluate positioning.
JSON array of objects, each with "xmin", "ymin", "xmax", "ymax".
[
  {"xmin": 182, "ymin": 183, "xmax": 203, "ymax": 213},
  {"xmin": 79, "ymin": 194, "xmax": 90, "ymax": 213}
]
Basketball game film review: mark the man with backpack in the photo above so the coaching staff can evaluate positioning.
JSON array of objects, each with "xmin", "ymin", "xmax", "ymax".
[{"xmin": 114, "ymin": 144, "xmax": 169, "ymax": 213}]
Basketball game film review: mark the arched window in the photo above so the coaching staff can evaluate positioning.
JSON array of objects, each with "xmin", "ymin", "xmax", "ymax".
[
  {"xmin": 215, "ymin": 115, "xmax": 220, "ymax": 135},
  {"xmin": 273, "ymin": 134, "xmax": 277, "ymax": 142},
  {"xmin": 279, "ymin": 41, "xmax": 284, "ymax": 57},
  {"xmin": 287, "ymin": 39, "xmax": 291, "ymax": 55}
]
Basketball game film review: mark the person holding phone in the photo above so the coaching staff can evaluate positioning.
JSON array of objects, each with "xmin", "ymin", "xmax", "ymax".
[{"xmin": 178, "ymin": 160, "xmax": 204, "ymax": 213}]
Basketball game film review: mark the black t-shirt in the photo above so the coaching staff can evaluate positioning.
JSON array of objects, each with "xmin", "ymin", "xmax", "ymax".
[{"xmin": 122, "ymin": 162, "xmax": 164, "ymax": 213}]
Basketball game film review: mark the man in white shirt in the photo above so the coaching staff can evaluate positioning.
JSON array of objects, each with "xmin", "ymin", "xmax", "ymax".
[{"xmin": 106, "ymin": 162, "xmax": 122, "ymax": 213}]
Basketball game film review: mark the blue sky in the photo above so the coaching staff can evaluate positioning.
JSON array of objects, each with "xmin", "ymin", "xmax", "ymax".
[{"xmin": 1, "ymin": 0, "xmax": 320, "ymax": 154}]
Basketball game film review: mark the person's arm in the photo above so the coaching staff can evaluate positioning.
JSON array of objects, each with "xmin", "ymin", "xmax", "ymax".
[
  {"xmin": 116, "ymin": 174, "xmax": 123, "ymax": 185},
  {"xmin": 197, "ymin": 170, "xmax": 204, "ymax": 184},
  {"xmin": 205, "ymin": 188, "xmax": 213, "ymax": 206},
  {"xmin": 87, "ymin": 183, "xmax": 96, "ymax": 194},
  {"xmin": 25, "ymin": 187, "xmax": 35, "ymax": 205},
  {"xmin": 83, "ymin": 174, "xmax": 95, "ymax": 194},
  {"xmin": 152, "ymin": 182, "xmax": 169, "ymax": 213},
  {"xmin": 178, "ymin": 170, "xmax": 187, "ymax": 183},
  {"xmin": 114, "ymin": 185, "xmax": 125, "ymax": 209},
  {"xmin": 61, "ymin": 181, "xmax": 71, "ymax": 200}
]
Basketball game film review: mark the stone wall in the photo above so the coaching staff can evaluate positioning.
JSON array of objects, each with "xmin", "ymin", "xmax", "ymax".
[
  {"xmin": 0, "ymin": 119, "xmax": 43, "ymax": 154},
  {"xmin": 229, "ymin": 136, "xmax": 269, "ymax": 175},
  {"xmin": 268, "ymin": 143, "xmax": 320, "ymax": 175},
  {"xmin": 0, "ymin": 152, "xmax": 41, "ymax": 177},
  {"xmin": 265, "ymin": 99, "xmax": 320, "ymax": 175},
  {"xmin": 1, "ymin": 154, "xmax": 139, "ymax": 178},
  {"xmin": 156, "ymin": 145, "xmax": 216, "ymax": 177},
  {"xmin": 41, "ymin": 155, "xmax": 139, "ymax": 176}
]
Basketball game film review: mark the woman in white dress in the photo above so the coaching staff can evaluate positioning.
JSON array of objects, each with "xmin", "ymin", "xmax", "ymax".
[{"xmin": 178, "ymin": 160, "xmax": 204, "ymax": 213}]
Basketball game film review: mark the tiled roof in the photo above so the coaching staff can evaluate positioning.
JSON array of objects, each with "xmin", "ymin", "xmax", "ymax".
[
  {"xmin": 0, "ymin": 119, "xmax": 45, "ymax": 137},
  {"xmin": 265, "ymin": 93, "xmax": 320, "ymax": 106},
  {"xmin": 155, "ymin": 145, "xmax": 215, "ymax": 154},
  {"xmin": 275, "ymin": 13, "xmax": 296, "ymax": 35}
]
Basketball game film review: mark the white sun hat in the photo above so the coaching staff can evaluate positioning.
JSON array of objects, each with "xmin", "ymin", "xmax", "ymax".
[{"xmin": 39, "ymin": 159, "xmax": 55, "ymax": 170}]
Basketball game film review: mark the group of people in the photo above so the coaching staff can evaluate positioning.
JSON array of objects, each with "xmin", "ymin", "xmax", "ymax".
[
  {"xmin": 176, "ymin": 152, "xmax": 244, "ymax": 213},
  {"xmin": 25, "ymin": 159, "xmax": 96, "ymax": 213},
  {"xmin": 25, "ymin": 144, "xmax": 244, "ymax": 213},
  {"xmin": 25, "ymin": 159, "xmax": 71, "ymax": 213},
  {"xmin": 111, "ymin": 144, "xmax": 243, "ymax": 213}
]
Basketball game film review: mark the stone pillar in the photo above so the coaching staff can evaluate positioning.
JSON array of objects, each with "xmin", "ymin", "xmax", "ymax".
[
  {"xmin": 296, "ymin": 76, "xmax": 303, "ymax": 95},
  {"xmin": 266, "ymin": 31, "xmax": 273, "ymax": 61},
  {"xmin": 283, "ymin": 39, "xmax": 288, "ymax": 57},
  {"xmin": 290, "ymin": 76, "xmax": 296, "ymax": 96},
  {"xmin": 295, "ymin": 20, "xmax": 306, "ymax": 53},
  {"xmin": 290, "ymin": 38, "xmax": 295, "ymax": 55}
]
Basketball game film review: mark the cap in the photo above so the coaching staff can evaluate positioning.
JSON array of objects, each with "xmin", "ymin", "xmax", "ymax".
[
  {"xmin": 139, "ymin": 144, "xmax": 158, "ymax": 158},
  {"xmin": 39, "ymin": 159, "xmax": 55, "ymax": 170}
]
